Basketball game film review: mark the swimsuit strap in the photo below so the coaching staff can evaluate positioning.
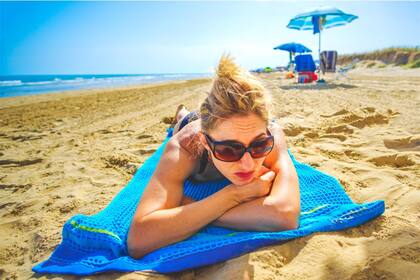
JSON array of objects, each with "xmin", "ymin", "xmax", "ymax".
[{"xmin": 198, "ymin": 150, "xmax": 208, "ymax": 174}]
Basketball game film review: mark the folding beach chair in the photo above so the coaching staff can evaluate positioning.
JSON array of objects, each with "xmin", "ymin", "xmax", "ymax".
[
  {"xmin": 337, "ymin": 58, "xmax": 360, "ymax": 79},
  {"xmin": 320, "ymin": 50, "xmax": 338, "ymax": 74},
  {"xmin": 295, "ymin": 54, "xmax": 317, "ymax": 83}
]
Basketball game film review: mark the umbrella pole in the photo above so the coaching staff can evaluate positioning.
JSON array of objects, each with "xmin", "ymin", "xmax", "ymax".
[
  {"xmin": 318, "ymin": 31, "xmax": 323, "ymax": 81},
  {"xmin": 289, "ymin": 52, "xmax": 292, "ymax": 70},
  {"xmin": 319, "ymin": 31, "xmax": 321, "ymax": 63}
]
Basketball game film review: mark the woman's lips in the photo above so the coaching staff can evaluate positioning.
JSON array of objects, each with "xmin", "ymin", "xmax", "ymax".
[{"xmin": 235, "ymin": 171, "xmax": 254, "ymax": 180}]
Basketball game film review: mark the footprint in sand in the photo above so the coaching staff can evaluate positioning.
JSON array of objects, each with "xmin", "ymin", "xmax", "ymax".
[
  {"xmin": 10, "ymin": 134, "xmax": 45, "ymax": 142},
  {"xmin": 96, "ymin": 129, "xmax": 113, "ymax": 134},
  {"xmin": 0, "ymin": 201, "xmax": 16, "ymax": 210},
  {"xmin": 303, "ymin": 131, "xmax": 319, "ymax": 139},
  {"xmin": 282, "ymin": 123, "xmax": 310, "ymax": 137},
  {"xmin": 137, "ymin": 148, "xmax": 157, "ymax": 155},
  {"xmin": 318, "ymin": 125, "xmax": 353, "ymax": 142},
  {"xmin": 383, "ymin": 135, "xmax": 420, "ymax": 151},
  {"xmin": 361, "ymin": 107, "xmax": 376, "ymax": 113},
  {"xmin": 367, "ymin": 153, "xmax": 417, "ymax": 168},
  {"xmin": 0, "ymin": 183, "xmax": 32, "ymax": 193},
  {"xmin": 343, "ymin": 149, "xmax": 362, "ymax": 160},
  {"xmin": 9, "ymin": 199, "xmax": 38, "ymax": 216},
  {"xmin": 0, "ymin": 158, "xmax": 43, "ymax": 167},
  {"xmin": 103, "ymin": 155, "xmax": 129, "ymax": 167},
  {"xmin": 320, "ymin": 134, "xmax": 347, "ymax": 142},
  {"xmin": 137, "ymin": 134, "xmax": 153, "ymax": 140},
  {"xmin": 348, "ymin": 113, "xmax": 389, "ymax": 129},
  {"xmin": 325, "ymin": 124, "xmax": 354, "ymax": 134},
  {"xmin": 320, "ymin": 109, "xmax": 350, "ymax": 118},
  {"xmin": 321, "ymin": 107, "xmax": 398, "ymax": 130},
  {"xmin": 102, "ymin": 154, "xmax": 139, "ymax": 175}
]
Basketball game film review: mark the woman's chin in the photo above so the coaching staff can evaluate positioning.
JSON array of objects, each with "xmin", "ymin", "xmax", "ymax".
[{"xmin": 231, "ymin": 175, "xmax": 254, "ymax": 186}]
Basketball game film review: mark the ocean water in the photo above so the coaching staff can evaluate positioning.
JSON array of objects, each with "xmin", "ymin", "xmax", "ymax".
[{"xmin": 0, "ymin": 73, "xmax": 210, "ymax": 98}]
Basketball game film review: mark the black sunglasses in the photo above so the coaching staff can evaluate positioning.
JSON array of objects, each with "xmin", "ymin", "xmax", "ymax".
[{"xmin": 203, "ymin": 129, "xmax": 274, "ymax": 162}]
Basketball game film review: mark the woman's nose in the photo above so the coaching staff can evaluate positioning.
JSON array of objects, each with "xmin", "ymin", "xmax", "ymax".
[{"xmin": 238, "ymin": 151, "xmax": 255, "ymax": 169}]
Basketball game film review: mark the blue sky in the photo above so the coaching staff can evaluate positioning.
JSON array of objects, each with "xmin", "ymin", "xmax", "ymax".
[{"xmin": 1, "ymin": 1, "xmax": 419, "ymax": 75}]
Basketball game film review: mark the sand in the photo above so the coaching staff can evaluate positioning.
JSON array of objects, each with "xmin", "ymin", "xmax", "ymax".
[{"xmin": 0, "ymin": 66, "xmax": 419, "ymax": 279}]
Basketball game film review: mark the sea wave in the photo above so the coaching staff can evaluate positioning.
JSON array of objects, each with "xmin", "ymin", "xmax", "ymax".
[
  {"xmin": 0, "ymin": 80, "xmax": 23, "ymax": 86},
  {"xmin": 0, "ymin": 75, "xmax": 179, "ymax": 88},
  {"xmin": 0, "ymin": 73, "xmax": 208, "ymax": 98},
  {"xmin": 25, "ymin": 80, "xmax": 61, "ymax": 86}
]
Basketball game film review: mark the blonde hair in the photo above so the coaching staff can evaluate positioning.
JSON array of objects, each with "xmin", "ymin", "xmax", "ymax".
[{"xmin": 199, "ymin": 54, "xmax": 272, "ymax": 133}]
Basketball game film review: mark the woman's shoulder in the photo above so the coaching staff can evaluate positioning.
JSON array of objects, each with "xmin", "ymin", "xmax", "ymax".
[{"xmin": 172, "ymin": 120, "xmax": 205, "ymax": 160}]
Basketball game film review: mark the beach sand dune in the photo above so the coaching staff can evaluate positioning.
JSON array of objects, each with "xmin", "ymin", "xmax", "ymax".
[{"xmin": 0, "ymin": 67, "xmax": 419, "ymax": 279}]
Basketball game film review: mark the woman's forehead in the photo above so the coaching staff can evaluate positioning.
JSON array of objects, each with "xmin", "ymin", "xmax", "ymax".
[{"xmin": 211, "ymin": 113, "xmax": 267, "ymax": 141}]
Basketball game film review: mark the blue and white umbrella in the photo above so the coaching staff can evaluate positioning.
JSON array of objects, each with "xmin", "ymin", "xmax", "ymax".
[
  {"xmin": 274, "ymin": 42, "xmax": 312, "ymax": 54},
  {"xmin": 287, "ymin": 6, "xmax": 358, "ymax": 61},
  {"xmin": 274, "ymin": 42, "xmax": 312, "ymax": 67}
]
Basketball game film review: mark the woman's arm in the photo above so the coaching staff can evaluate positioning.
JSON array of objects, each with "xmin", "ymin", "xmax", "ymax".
[
  {"xmin": 127, "ymin": 139, "xmax": 242, "ymax": 259},
  {"xmin": 182, "ymin": 183, "xmax": 298, "ymax": 232},
  {"xmin": 129, "ymin": 186, "xmax": 240, "ymax": 259},
  {"xmin": 263, "ymin": 124, "xmax": 300, "ymax": 228},
  {"xmin": 180, "ymin": 169, "xmax": 292, "ymax": 231}
]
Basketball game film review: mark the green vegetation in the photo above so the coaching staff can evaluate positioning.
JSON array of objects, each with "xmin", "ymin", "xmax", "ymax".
[
  {"xmin": 338, "ymin": 46, "xmax": 420, "ymax": 67},
  {"xmin": 405, "ymin": 59, "xmax": 420, "ymax": 68},
  {"xmin": 366, "ymin": 62, "xmax": 376, "ymax": 68},
  {"xmin": 342, "ymin": 46, "xmax": 419, "ymax": 57}
]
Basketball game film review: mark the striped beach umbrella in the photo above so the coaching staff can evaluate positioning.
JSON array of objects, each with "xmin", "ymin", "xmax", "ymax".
[{"xmin": 287, "ymin": 6, "xmax": 358, "ymax": 63}]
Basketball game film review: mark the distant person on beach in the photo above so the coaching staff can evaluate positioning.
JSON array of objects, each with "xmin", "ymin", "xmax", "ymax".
[{"xmin": 127, "ymin": 55, "xmax": 300, "ymax": 259}]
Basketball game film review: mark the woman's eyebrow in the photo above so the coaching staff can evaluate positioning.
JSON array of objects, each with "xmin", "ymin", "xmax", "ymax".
[
  {"xmin": 252, "ymin": 132, "xmax": 266, "ymax": 140},
  {"xmin": 217, "ymin": 132, "xmax": 267, "ymax": 143}
]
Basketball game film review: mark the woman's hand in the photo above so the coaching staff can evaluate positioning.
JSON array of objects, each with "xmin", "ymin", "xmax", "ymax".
[
  {"xmin": 181, "ymin": 166, "xmax": 275, "ymax": 206},
  {"xmin": 230, "ymin": 167, "xmax": 277, "ymax": 204}
]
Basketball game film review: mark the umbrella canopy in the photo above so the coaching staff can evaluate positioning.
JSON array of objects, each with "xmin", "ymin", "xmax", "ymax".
[
  {"xmin": 273, "ymin": 42, "xmax": 312, "ymax": 53},
  {"xmin": 287, "ymin": 6, "xmax": 358, "ymax": 33},
  {"xmin": 286, "ymin": 6, "xmax": 358, "ymax": 79}
]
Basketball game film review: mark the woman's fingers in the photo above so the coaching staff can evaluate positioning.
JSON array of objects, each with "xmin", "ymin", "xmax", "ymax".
[{"xmin": 260, "ymin": 170, "xmax": 276, "ymax": 182}]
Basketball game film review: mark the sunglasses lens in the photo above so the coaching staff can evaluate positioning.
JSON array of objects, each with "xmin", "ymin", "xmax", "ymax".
[
  {"xmin": 250, "ymin": 137, "xmax": 274, "ymax": 158},
  {"xmin": 214, "ymin": 143, "xmax": 243, "ymax": 162}
]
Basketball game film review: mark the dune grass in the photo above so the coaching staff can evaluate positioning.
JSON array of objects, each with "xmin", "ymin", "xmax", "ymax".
[
  {"xmin": 405, "ymin": 59, "xmax": 420, "ymax": 68},
  {"xmin": 338, "ymin": 46, "xmax": 420, "ymax": 67}
]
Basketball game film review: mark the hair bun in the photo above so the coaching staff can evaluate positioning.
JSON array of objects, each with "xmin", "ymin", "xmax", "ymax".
[
  {"xmin": 216, "ymin": 54, "xmax": 240, "ymax": 80},
  {"xmin": 200, "ymin": 54, "xmax": 272, "ymax": 133}
]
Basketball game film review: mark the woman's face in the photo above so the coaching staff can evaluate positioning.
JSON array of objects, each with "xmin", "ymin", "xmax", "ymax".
[{"xmin": 202, "ymin": 113, "xmax": 268, "ymax": 186}]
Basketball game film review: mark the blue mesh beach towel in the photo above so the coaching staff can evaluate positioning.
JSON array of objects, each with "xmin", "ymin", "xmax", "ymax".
[{"xmin": 33, "ymin": 128, "xmax": 384, "ymax": 275}]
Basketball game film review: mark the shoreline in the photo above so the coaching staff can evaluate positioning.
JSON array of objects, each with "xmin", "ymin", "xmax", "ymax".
[
  {"xmin": 0, "ymin": 73, "xmax": 212, "ymax": 99},
  {"xmin": 0, "ymin": 77, "xmax": 211, "ymax": 109}
]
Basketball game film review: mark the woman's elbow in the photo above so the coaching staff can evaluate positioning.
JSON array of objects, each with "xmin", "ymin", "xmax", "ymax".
[
  {"xmin": 127, "ymin": 218, "xmax": 149, "ymax": 259},
  {"xmin": 127, "ymin": 234, "xmax": 147, "ymax": 259},
  {"xmin": 127, "ymin": 244, "xmax": 146, "ymax": 259},
  {"xmin": 273, "ymin": 206, "xmax": 300, "ymax": 231},
  {"xmin": 283, "ymin": 210, "xmax": 300, "ymax": 230}
]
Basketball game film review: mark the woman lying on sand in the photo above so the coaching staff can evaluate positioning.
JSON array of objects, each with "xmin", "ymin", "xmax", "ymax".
[{"xmin": 127, "ymin": 55, "xmax": 300, "ymax": 259}]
